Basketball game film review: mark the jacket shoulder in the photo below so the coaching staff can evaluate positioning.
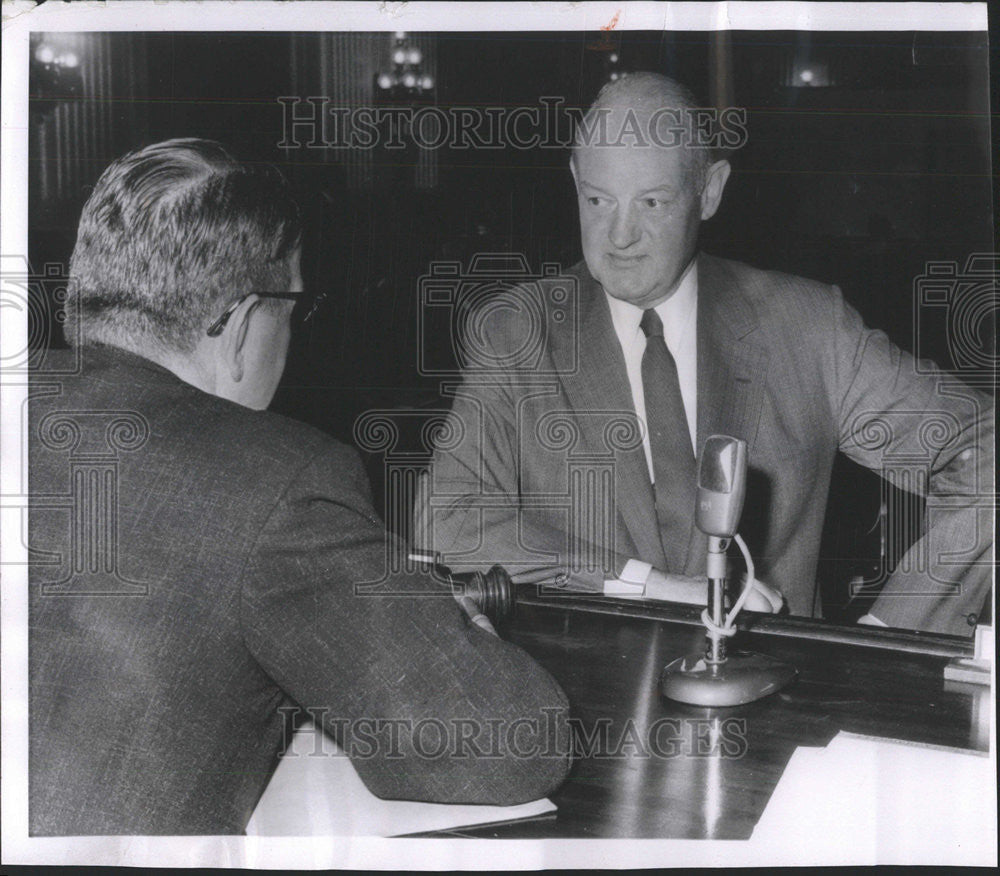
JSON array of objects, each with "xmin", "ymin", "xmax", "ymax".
[
  {"xmin": 31, "ymin": 350, "xmax": 363, "ymax": 492},
  {"xmin": 701, "ymin": 253, "xmax": 850, "ymax": 338},
  {"xmin": 185, "ymin": 393, "xmax": 364, "ymax": 484},
  {"xmin": 702, "ymin": 254, "xmax": 838, "ymax": 304}
]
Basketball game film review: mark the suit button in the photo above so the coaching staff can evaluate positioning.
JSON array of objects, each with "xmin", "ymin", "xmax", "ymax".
[{"xmin": 967, "ymin": 613, "xmax": 978, "ymax": 626}]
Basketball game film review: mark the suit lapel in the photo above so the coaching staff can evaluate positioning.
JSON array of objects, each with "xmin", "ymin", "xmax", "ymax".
[
  {"xmin": 688, "ymin": 254, "xmax": 769, "ymax": 575},
  {"xmin": 551, "ymin": 266, "xmax": 666, "ymax": 568},
  {"xmin": 696, "ymin": 254, "xmax": 768, "ymax": 453},
  {"xmin": 550, "ymin": 256, "xmax": 769, "ymax": 577}
]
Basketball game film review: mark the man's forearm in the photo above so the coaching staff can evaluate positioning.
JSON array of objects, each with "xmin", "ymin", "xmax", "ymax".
[{"xmin": 418, "ymin": 488, "xmax": 625, "ymax": 590}]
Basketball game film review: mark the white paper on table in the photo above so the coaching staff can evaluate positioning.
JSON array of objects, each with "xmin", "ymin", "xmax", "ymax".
[
  {"xmin": 751, "ymin": 730, "xmax": 996, "ymax": 866},
  {"xmin": 245, "ymin": 722, "xmax": 556, "ymax": 837}
]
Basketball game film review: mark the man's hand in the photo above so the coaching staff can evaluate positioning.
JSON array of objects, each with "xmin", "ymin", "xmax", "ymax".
[
  {"xmin": 642, "ymin": 569, "xmax": 711, "ymax": 604},
  {"xmin": 735, "ymin": 573, "xmax": 785, "ymax": 614}
]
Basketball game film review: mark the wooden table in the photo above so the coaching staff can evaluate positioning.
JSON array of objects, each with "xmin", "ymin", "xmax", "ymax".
[{"xmin": 429, "ymin": 594, "xmax": 988, "ymax": 839}]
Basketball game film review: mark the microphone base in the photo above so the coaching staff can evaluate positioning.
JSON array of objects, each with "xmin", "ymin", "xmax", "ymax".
[{"xmin": 660, "ymin": 651, "xmax": 797, "ymax": 707}]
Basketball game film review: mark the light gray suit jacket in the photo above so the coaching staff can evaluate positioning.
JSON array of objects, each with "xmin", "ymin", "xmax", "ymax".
[{"xmin": 416, "ymin": 254, "xmax": 993, "ymax": 636}]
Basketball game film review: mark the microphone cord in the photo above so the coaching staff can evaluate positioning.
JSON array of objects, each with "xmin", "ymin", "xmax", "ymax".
[{"xmin": 700, "ymin": 533, "xmax": 757, "ymax": 638}]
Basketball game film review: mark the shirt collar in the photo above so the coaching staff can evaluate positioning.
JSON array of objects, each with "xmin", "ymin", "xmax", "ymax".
[{"xmin": 605, "ymin": 257, "xmax": 699, "ymax": 351}]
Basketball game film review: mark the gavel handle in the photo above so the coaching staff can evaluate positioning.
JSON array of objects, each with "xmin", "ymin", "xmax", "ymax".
[{"xmin": 455, "ymin": 594, "xmax": 498, "ymax": 635}]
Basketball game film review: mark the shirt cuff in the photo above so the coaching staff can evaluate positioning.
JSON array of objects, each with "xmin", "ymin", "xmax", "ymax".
[
  {"xmin": 857, "ymin": 613, "xmax": 888, "ymax": 628},
  {"xmin": 603, "ymin": 559, "xmax": 652, "ymax": 596}
]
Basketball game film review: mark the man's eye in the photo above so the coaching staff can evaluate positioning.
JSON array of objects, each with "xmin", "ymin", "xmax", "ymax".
[
  {"xmin": 586, "ymin": 196, "xmax": 603, "ymax": 206},
  {"xmin": 642, "ymin": 197, "xmax": 661, "ymax": 208}
]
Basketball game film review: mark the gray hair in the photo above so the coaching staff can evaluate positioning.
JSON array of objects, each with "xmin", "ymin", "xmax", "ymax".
[{"xmin": 67, "ymin": 138, "xmax": 302, "ymax": 353}]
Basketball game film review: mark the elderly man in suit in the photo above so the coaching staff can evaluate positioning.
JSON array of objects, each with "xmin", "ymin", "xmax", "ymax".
[
  {"xmin": 29, "ymin": 139, "xmax": 571, "ymax": 835},
  {"xmin": 416, "ymin": 73, "xmax": 992, "ymax": 636}
]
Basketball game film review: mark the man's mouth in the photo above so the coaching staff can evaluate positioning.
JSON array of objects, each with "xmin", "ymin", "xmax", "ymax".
[{"xmin": 606, "ymin": 253, "xmax": 646, "ymax": 266}]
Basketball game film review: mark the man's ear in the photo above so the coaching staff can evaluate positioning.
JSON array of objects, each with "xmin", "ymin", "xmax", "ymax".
[
  {"xmin": 220, "ymin": 295, "xmax": 259, "ymax": 383},
  {"xmin": 700, "ymin": 159, "xmax": 731, "ymax": 221}
]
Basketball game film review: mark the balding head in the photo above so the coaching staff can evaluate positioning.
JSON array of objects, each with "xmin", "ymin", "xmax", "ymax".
[
  {"xmin": 569, "ymin": 72, "xmax": 731, "ymax": 308},
  {"xmin": 571, "ymin": 72, "xmax": 714, "ymax": 186}
]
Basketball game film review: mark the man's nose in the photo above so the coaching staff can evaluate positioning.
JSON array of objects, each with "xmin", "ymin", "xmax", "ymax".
[{"xmin": 609, "ymin": 206, "xmax": 640, "ymax": 248}]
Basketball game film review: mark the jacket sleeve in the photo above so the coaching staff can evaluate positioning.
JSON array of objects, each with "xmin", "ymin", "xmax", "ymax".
[
  {"xmin": 414, "ymin": 314, "xmax": 631, "ymax": 592},
  {"xmin": 413, "ymin": 383, "xmax": 627, "ymax": 591},
  {"xmin": 239, "ymin": 440, "xmax": 572, "ymax": 804},
  {"xmin": 827, "ymin": 287, "xmax": 994, "ymax": 636}
]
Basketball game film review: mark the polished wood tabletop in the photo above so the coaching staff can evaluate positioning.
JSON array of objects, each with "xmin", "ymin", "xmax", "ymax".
[{"xmin": 429, "ymin": 594, "xmax": 988, "ymax": 839}]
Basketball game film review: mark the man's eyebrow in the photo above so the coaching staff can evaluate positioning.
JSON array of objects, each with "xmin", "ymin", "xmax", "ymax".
[
  {"xmin": 577, "ymin": 181, "xmax": 613, "ymax": 196},
  {"xmin": 636, "ymin": 186, "xmax": 678, "ymax": 197}
]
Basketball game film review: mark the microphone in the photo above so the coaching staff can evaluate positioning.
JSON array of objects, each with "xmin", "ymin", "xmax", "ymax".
[
  {"xmin": 660, "ymin": 435, "xmax": 797, "ymax": 706},
  {"xmin": 696, "ymin": 434, "xmax": 748, "ymax": 540},
  {"xmin": 696, "ymin": 435, "xmax": 747, "ymax": 666}
]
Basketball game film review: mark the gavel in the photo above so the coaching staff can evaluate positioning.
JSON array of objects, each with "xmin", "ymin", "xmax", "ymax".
[{"xmin": 409, "ymin": 551, "xmax": 517, "ymax": 630}]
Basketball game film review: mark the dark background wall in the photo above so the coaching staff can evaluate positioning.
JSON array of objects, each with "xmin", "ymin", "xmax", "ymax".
[{"xmin": 28, "ymin": 30, "xmax": 993, "ymax": 617}]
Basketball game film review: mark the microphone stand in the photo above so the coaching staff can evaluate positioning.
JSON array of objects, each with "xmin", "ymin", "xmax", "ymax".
[
  {"xmin": 705, "ymin": 535, "xmax": 729, "ymax": 667},
  {"xmin": 660, "ymin": 541, "xmax": 797, "ymax": 706},
  {"xmin": 660, "ymin": 434, "xmax": 797, "ymax": 707}
]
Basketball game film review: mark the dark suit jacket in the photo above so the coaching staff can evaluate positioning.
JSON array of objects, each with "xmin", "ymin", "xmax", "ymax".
[
  {"xmin": 417, "ymin": 254, "xmax": 993, "ymax": 636},
  {"xmin": 29, "ymin": 345, "xmax": 571, "ymax": 835}
]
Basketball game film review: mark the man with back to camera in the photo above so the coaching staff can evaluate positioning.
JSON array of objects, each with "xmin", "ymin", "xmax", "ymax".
[
  {"xmin": 28, "ymin": 138, "xmax": 571, "ymax": 835},
  {"xmin": 416, "ymin": 72, "xmax": 993, "ymax": 636}
]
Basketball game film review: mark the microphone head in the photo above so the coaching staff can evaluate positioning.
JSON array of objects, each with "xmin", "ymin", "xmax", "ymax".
[{"xmin": 696, "ymin": 435, "xmax": 748, "ymax": 537}]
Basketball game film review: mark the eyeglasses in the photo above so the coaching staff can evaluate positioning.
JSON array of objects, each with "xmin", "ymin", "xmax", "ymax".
[{"xmin": 206, "ymin": 291, "xmax": 329, "ymax": 337}]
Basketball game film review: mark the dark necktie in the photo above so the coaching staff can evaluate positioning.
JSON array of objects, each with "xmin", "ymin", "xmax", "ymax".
[{"xmin": 640, "ymin": 308, "xmax": 697, "ymax": 573}]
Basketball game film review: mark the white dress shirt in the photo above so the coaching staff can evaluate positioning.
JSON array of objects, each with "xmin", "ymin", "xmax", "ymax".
[
  {"xmin": 601, "ymin": 265, "xmax": 796, "ymax": 617},
  {"xmin": 604, "ymin": 258, "xmax": 698, "ymax": 483}
]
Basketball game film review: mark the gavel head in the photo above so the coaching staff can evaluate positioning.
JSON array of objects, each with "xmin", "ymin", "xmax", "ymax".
[{"xmin": 457, "ymin": 565, "xmax": 516, "ymax": 627}]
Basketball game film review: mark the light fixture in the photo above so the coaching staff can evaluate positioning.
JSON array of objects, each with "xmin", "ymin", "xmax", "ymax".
[
  {"xmin": 33, "ymin": 40, "xmax": 81, "ymax": 71},
  {"xmin": 30, "ymin": 34, "xmax": 85, "ymax": 114},
  {"xmin": 376, "ymin": 32, "xmax": 434, "ymax": 97},
  {"xmin": 604, "ymin": 46, "xmax": 623, "ymax": 84},
  {"xmin": 789, "ymin": 60, "xmax": 831, "ymax": 87}
]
